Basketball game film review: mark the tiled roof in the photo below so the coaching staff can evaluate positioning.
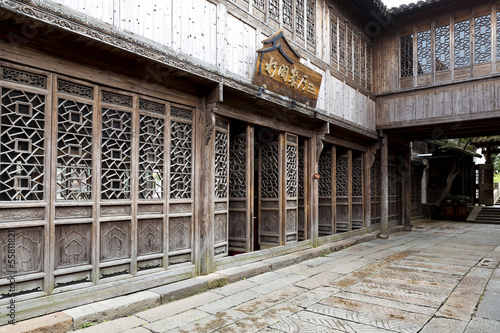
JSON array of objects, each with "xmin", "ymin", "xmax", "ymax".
[
  {"xmin": 471, "ymin": 136, "xmax": 500, "ymax": 146},
  {"xmin": 387, "ymin": 0, "xmax": 458, "ymax": 17}
]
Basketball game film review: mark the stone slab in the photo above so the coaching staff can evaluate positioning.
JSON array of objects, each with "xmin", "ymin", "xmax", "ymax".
[
  {"xmin": 234, "ymin": 285, "xmax": 304, "ymax": 314},
  {"xmin": 465, "ymin": 317, "xmax": 500, "ymax": 333},
  {"xmin": 475, "ymin": 291, "xmax": 500, "ymax": 320},
  {"xmin": 145, "ymin": 309, "xmax": 209, "ymax": 333},
  {"xmin": 122, "ymin": 328, "xmax": 151, "ymax": 333},
  {"xmin": 212, "ymin": 279, "xmax": 257, "ymax": 296},
  {"xmin": 0, "ymin": 312, "xmax": 72, "ymax": 333},
  {"xmin": 293, "ymin": 271, "xmax": 341, "ymax": 290},
  {"xmin": 78, "ymin": 316, "xmax": 146, "ymax": 333},
  {"xmin": 197, "ymin": 289, "xmax": 259, "ymax": 315},
  {"xmin": 149, "ymin": 277, "xmax": 208, "ymax": 303},
  {"xmin": 136, "ymin": 292, "xmax": 223, "ymax": 322},
  {"xmin": 165, "ymin": 309, "xmax": 247, "ymax": 333},
  {"xmin": 247, "ymin": 271, "xmax": 284, "ymax": 284},
  {"xmin": 436, "ymin": 290, "xmax": 481, "ymax": 321},
  {"xmin": 249, "ymin": 275, "xmax": 305, "ymax": 294},
  {"xmin": 217, "ymin": 262, "xmax": 271, "ymax": 283},
  {"xmin": 261, "ymin": 254, "xmax": 300, "ymax": 270},
  {"xmin": 63, "ymin": 291, "xmax": 160, "ymax": 328},
  {"xmin": 419, "ymin": 317, "xmax": 468, "ymax": 333}
]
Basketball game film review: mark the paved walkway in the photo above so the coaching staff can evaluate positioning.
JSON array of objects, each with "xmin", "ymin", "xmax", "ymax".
[{"xmin": 8, "ymin": 220, "xmax": 500, "ymax": 333}]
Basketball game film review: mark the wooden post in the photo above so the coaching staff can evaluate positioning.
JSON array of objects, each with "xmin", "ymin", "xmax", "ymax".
[
  {"xmin": 363, "ymin": 151, "xmax": 371, "ymax": 230},
  {"xmin": 404, "ymin": 143, "xmax": 412, "ymax": 231},
  {"xmin": 380, "ymin": 132, "xmax": 389, "ymax": 239},
  {"xmin": 311, "ymin": 130, "xmax": 319, "ymax": 248}
]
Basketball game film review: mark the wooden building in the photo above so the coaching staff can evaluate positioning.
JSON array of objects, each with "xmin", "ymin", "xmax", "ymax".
[{"xmin": 0, "ymin": 0, "xmax": 498, "ymax": 323}]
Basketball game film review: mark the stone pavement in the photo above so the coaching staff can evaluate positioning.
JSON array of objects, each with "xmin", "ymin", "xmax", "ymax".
[{"xmin": 5, "ymin": 220, "xmax": 500, "ymax": 333}]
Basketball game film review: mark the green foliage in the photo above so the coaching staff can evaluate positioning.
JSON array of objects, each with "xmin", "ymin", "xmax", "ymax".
[
  {"xmin": 80, "ymin": 322, "xmax": 95, "ymax": 329},
  {"xmin": 433, "ymin": 138, "xmax": 474, "ymax": 152}
]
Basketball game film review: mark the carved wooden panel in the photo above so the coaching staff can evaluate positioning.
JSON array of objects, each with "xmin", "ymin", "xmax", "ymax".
[
  {"xmin": 139, "ymin": 114, "xmax": 164, "ymax": 199},
  {"xmin": 168, "ymin": 203, "xmax": 191, "ymax": 214},
  {"xmin": 286, "ymin": 209, "xmax": 296, "ymax": 233},
  {"xmin": 286, "ymin": 143, "xmax": 298, "ymax": 199},
  {"xmin": 137, "ymin": 219, "xmax": 162, "ymax": 256},
  {"xmin": 139, "ymin": 98, "xmax": 165, "ymax": 115},
  {"xmin": 229, "ymin": 211, "xmax": 246, "ymax": 238},
  {"xmin": 454, "ymin": 20, "xmax": 470, "ymax": 68},
  {"xmin": 169, "ymin": 217, "xmax": 191, "ymax": 251},
  {"xmin": 474, "ymin": 14, "xmax": 491, "ymax": 64},
  {"xmin": 229, "ymin": 136, "xmax": 246, "ymax": 198},
  {"xmin": 101, "ymin": 205, "xmax": 131, "ymax": 217},
  {"xmin": 0, "ymin": 208, "xmax": 44, "ymax": 222},
  {"xmin": 57, "ymin": 79, "xmax": 93, "ymax": 99},
  {"xmin": 101, "ymin": 108, "xmax": 131, "ymax": 200},
  {"xmin": 400, "ymin": 34, "xmax": 414, "ymax": 77},
  {"xmin": 101, "ymin": 91, "xmax": 132, "ymax": 108},
  {"xmin": 0, "ymin": 227, "xmax": 43, "ymax": 277},
  {"xmin": 214, "ymin": 214, "xmax": 227, "ymax": 244},
  {"xmin": 170, "ymin": 120, "xmax": 192, "ymax": 199},
  {"xmin": 0, "ymin": 87, "xmax": 45, "ymax": 201},
  {"xmin": 261, "ymin": 210, "xmax": 279, "ymax": 234},
  {"xmin": 56, "ymin": 98, "xmax": 93, "ymax": 200},
  {"xmin": 215, "ymin": 130, "xmax": 228, "ymax": 199},
  {"xmin": 55, "ymin": 224, "xmax": 91, "ymax": 268},
  {"xmin": 100, "ymin": 221, "xmax": 130, "ymax": 261},
  {"xmin": 55, "ymin": 206, "xmax": 91, "ymax": 219},
  {"xmin": 137, "ymin": 204, "xmax": 163, "ymax": 215},
  {"xmin": 2, "ymin": 67, "xmax": 46, "ymax": 89}
]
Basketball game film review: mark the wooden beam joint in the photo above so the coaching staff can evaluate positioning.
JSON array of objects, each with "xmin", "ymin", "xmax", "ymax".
[
  {"xmin": 204, "ymin": 82, "xmax": 223, "ymax": 145},
  {"xmin": 315, "ymin": 122, "xmax": 330, "ymax": 163}
]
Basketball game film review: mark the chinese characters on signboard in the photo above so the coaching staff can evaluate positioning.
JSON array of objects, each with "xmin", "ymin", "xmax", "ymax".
[{"xmin": 253, "ymin": 30, "xmax": 322, "ymax": 108}]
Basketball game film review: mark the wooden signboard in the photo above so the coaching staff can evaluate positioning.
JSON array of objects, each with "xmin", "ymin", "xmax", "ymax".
[{"xmin": 253, "ymin": 30, "xmax": 322, "ymax": 108}]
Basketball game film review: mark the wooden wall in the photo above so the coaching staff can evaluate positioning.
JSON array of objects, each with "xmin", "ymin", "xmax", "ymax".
[
  {"xmin": 51, "ymin": 0, "xmax": 376, "ymax": 131},
  {"xmin": 375, "ymin": 0, "xmax": 500, "ymax": 128}
]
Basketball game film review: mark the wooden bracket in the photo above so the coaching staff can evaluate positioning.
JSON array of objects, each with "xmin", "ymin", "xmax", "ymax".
[
  {"xmin": 315, "ymin": 122, "xmax": 329, "ymax": 163},
  {"xmin": 368, "ymin": 142, "xmax": 380, "ymax": 168},
  {"xmin": 204, "ymin": 82, "xmax": 223, "ymax": 145}
]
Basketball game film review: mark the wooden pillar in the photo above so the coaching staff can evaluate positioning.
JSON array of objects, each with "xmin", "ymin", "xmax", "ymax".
[
  {"xmin": 403, "ymin": 143, "xmax": 412, "ymax": 231},
  {"xmin": 363, "ymin": 152, "xmax": 371, "ymax": 230},
  {"xmin": 380, "ymin": 132, "xmax": 389, "ymax": 239},
  {"xmin": 311, "ymin": 130, "xmax": 319, "ymax": 248}
]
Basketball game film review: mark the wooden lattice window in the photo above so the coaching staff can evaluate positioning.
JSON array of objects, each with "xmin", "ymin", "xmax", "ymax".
[
  {"xmin": 296, "ymin": 0, "xmax": 305, "ymax": 37},
  {"xmin": 417, "ymin": 30, "xmax": 431, "ymax": 74},
  {"xmin": 215, "ymin": 121, "xmax": 229, "ymax": 199},
  {"xmin": 298, "ymin": 146, "xmax": 304, "ymax": 198},
  {"xmin": 286, "ymin": 136, "xmax": 298, "ymax": 198},
  {"xmin": 101, "ymin": 107, "xmax": 131, "ymax": 200},
  {"xmin": 497, "ymin": 12, "xmax": 500, "ymax": 59},
  {"xmin": 352, "ymin": 158, "xmax": 362, "ymax": 197},
  {"xmin": 367, "ymin": 44, "xmax": 372, "ymax": 86},
  {"xmin": 318, "ymin": 152, "xmax": 332, "ymax": 197},
  {"xmin": 474, "ymin": 14, "xmax": 491, "ymax": 64},
  {"xmin": 454, "ymin": 20, "xmax": 470, "ymax": 68},
  {"xmin": 360, "ymin": 40, "xmax": 366, "ymax": 83},
  {"xmin": 269, "ymin": 0, "xmax": 279, "ymax": 21},
  {"xmin": 331, "ymin": 15, "xmax": 338, "ymax": 64},
  {"xmin": 338, "ymin": 28, "xmax": 345, "ymax": 69},
  {"xmin": 353, "ymin": 35, "xmax": 360, "ymax": 79},
  {"xmin": 346, "ymin": 28, "xmax": 353, "ymax": 75},
  {"xmin": 0, "ymin": 87, "xmax": 46, "ymax": 201},
  {"xmin": 261, "ymin": 144, "xmax": 279, "ymax": 198},
  {"xmin": 170, "ymin": 108, "xmax": 193, "ymax": 199},
  {"xmin": 254, "ymin": 0, "xmax": 265, "ymax": 11},
  {"xmin": 306, "ymin": 0, "xmax": 316, "ymax": 45},
  {"xmin": 400, "ymin": 34, "xmax": 414, "ymax": 78},
  {"xmin": 282, "ymin": 0, "xmax": 293, "ymax": 29},
  {"xmin": 56, "ymin": 96, "xmax": 93, "ymax": 200},
  {"xmin": 336, "ymin": 156, "xmax": 348, "ymax": 197},
  {"xmin": 138, "ymin": 114, "xmax": 164, "ymax": 199},
  {"xmin": 229, "ymin": 136, "xmax": 246, "ymax": 198},
  {"xmin": 435, "ymin": 25, "xmax": 450, "ymax": 71}
]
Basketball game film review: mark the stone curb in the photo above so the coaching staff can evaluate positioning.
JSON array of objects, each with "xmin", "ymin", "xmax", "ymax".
[{"xmin": 3, "ymin": 230, "xmax": 382, "ymax": 332}]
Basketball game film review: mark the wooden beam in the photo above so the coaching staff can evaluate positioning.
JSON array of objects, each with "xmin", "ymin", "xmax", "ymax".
[{"xmin": 380, "ymin": 132, "xmax": 389, "ymax": 239}]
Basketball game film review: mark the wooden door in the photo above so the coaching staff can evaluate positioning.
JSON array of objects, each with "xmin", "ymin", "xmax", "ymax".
[
  {"xmin": 298, "ymin": 142, "xmax": 309, "ymax": 240},
  {"xmin": 284, "ymin": 133, "xmax": 299, "ymax": 244},
  {"xmin": 479, "ymin": 164, "xmax": 494, "ymax": 205},
  {"xmin": 213, "ymin": 118, "xmax": 230, "ymax": 257},
  {"xmin": 258, "ymin": 135, "xmax": 282, "ymax": 248},
  {"xmin": 228, "ymin": 125, "xmax": 254, "ymax": 253},
  {"xmin": 318, "ymin": 146, "xmax": 334, "ymax": 236}
]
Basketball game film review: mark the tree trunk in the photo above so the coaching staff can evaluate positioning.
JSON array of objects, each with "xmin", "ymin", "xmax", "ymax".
[{"xmin": 435, "ymin": 159, "xmax": 461, "ymax": 205}]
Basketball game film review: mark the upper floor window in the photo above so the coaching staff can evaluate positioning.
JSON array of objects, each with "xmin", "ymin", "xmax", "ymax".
[
  {"xmin": 474, "ymin": 14, "xmax": 491, "ymax": 64},
  {"xmin": 417, "ymin": 30, "xmax": 431, "ymax": 74},
  {"xmin": 401, "ymin": 34, "xmax": 413, "ymax": 78},
  {"xmin": 435, "ymin": 25, "xmax": 450, "ymax": 71},
  {"xmin": 454, "ymin": 20, "xmax": 470, "ymax": 68}
]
